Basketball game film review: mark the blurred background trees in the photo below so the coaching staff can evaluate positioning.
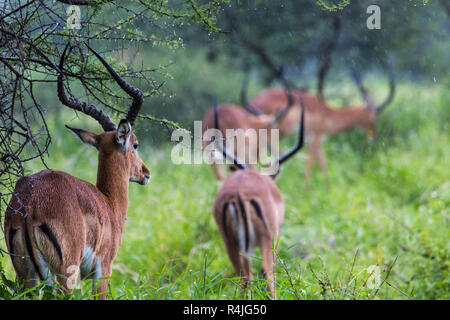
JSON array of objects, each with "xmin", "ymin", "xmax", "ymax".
[{"xmin": 142, "ymin": 0, "xmax": 448, "ymax": 143}]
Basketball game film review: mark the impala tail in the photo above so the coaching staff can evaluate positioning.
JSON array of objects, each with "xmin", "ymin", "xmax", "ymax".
[{"xmin": 221, "ymin": 191, "xmax": 268, "ymax": 256}]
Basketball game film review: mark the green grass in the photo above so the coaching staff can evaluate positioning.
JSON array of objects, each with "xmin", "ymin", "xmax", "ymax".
[{"xmin": 0, "ymin": 81, "xmax": 448, "ymax": 300}]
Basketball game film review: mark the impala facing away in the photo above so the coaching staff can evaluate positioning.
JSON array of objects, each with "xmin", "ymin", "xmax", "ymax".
[
  {"xmin": 4, "ymin": 43, "xmax": 150, "ymax": 299},
  {"xmin": 202, "ymin": 80, "xmax": 293, "ymax": 181},
  {"xmin": 211, "ymin": 96, "xmax": 305, "ymax": 298},
  {"xmin": 242, "ymin": 67, "xmax": 395, "ymax": 184}
]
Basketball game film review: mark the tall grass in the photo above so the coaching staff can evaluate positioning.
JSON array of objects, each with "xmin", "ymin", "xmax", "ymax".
[{"xmin": 0, "ymin": 80, "xmax": 448, "ymax": 300}]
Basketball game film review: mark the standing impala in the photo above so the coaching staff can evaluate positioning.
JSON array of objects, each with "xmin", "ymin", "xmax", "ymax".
[
  {"xmin": 211, "ymin": 95, "xmax": 305, "ymax": 298},
  {"xmin": 242, "ymin": 67, "xmax": 395, "ymax": 184},
  {"xmin": 202, "ymin": 77, "xmax": 294, "ymax": 181},
  {"xmin": 3, "ymin": 43, "xmax": 151, "ymax": 299}
]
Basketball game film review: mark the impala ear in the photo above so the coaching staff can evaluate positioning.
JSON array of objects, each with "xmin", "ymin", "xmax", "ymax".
[
  {"xmin": 66, "ymin": 125, "xmax": 99, "ymax": 148},
  {"xmin": 115, "ymin": 119, "xmax": 132, "ymax": 151}
]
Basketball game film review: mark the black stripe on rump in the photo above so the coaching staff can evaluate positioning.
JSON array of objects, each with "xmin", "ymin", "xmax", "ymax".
[
  {"xmin": 39, "ymin": 222, "xmax": 63, "ymax": 263},
  {"xmin": 8, "ymin": 228, "xmax": 17, "ymax": 255},
  {"xmin": 250, "ymin": 199, "xmax": 267, "ymax": 230},
  {"xmin": 24, "ymin": 217, "xmax": 44, "ymax": 281},
  {"xmin": 222, "ymin": 202, "xmax": 229, "ymax": 237},
  {"xmin": 237, "ymin": 193, "xmax": 249, "ymax": 252}
]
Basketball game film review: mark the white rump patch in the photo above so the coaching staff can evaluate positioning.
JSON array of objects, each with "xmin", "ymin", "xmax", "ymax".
[
  {"xmin": 229, "ymin": 202, "xmax": 256, "ymax": 255},
  {"xmin": 80, "ymin": 246, "xmax": 95, "ymax": 276},
  {"xmin": 229, "ymin": 202, "xmax": 246, "ymax": 254}
]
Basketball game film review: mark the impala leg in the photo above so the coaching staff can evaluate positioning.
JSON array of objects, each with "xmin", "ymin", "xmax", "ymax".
[
  {"xmin": 305, "ymin": 135, "xmax": 327, "ymax": 187},
  {"xmin": 305, "ymin": 140, "xmax": 317, "ymax": 186},
  {"xmin": 92, "ymin": 260, "xmax": 111, "ymax": 300},
  {"xmin": 94, "ymin": 277, "xmax": 110, "ymax": 300},
  {"xmin": 8, "ymin": 228, "xmax": 40, "ymax": 290},
  {"xmin": 223, "ymin": 239, "xmax": 251, "ymax": 292},
  {"xmin": 316, "ymin": 144, "xmax": 329, "ymax": 185},
  {"xmin": 240, "ymin": 254, "xmax": 253, "ymax": 289},
  {"xmin": 54, "ymin": 258, "xmax": 82, "ymax": 296},
  {"xmin": 210, "ymin": 162, "xmax": 225, "ymax": 181},
  {"xmin": 261, "ymin": 239, "xmax": 276, "ymax": 299}
]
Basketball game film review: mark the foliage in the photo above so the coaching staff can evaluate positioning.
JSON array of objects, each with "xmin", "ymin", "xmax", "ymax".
[
  {"xmin": 0, "ymin": 0, "xmax": 227, "ymax": 230},
  {"xmin": 190, "ymin": 0, "xmax": 449, "ymax": 81},
  {"xmin": 0, "ymin": 80, "xmax": 447, "ymax": 300},
  {"xmin": 316, "ymin": 0, "xmax": 350, "ymax": 12},
  {"xmin": 0, "ymin": 0, "xmax": 448, "ymax": 301}
]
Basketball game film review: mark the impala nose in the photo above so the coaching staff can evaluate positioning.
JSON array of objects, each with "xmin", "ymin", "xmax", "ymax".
[{"xmin": 141, "ymin": 174, "xmax": 151, "ymax": 185}]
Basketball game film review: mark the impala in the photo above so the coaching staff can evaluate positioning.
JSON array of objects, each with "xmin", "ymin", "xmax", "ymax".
[
  {"xmin": 242, "ymin": 67, "xmax": 395, "ymax": 184},
  {"xmin": 202, "ymin": 78, "xmax": 293, "ymax": 181},
  {"xmin": 211, "ymin": 95, "xmax": 305, "ymax": 298},
  {"xmin": 3, "ymin": 43, "xmax": 151, "ymax": 299}
]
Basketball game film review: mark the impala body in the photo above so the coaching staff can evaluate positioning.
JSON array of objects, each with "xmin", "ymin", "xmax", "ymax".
[
  {"xmin": 212, "ymin": 97, "xmax": 305, "ymax": 298},
  {"xmin": 251, "ymin": 89, "xmax": 377, "ymax": 139},
  {"xmin": 213, "ymin": 169, "xmax": 284, "ymax": 295},
  {"xmin": 247, "ymin": 70, "xmax": 394, "ymax": 184},
  {"xmin": 202, "ymin": 103, "xmax": 277, "ymax": 180},
  {"xmin": 4, "ymin": 43, "xmax": 150, "ymax": 299},
  {"xmin": 201, "ymin": 68, "xmax": 293, "ymax": 182},
  {"xmin": 5, "ymin": 127, "xmax": 149, "ymax": 295}
]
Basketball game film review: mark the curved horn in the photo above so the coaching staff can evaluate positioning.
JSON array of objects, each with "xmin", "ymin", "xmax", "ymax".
[
  {"xmin": 376, "ymin": 63, "xmax": 395, "ymax": 113},
  {"xmin": 85, "ymin": 44, "xmax": 143, "ymax": 127},
  {"xmin": 213, "ymin": 99, "xmax": 247, "ymax": 170},
  {"xmin": 240, "ymin": 72, "xmax": 263, "ymax": 116},
  {"xmin": 350, "ymin": 69, "xmax": 376, "ymax": 110},
  {"xmin": 58, "ymin": 43, "xmax": 117, "ymax": 132},
  {"xmin": 271, "ymin": 72, "xmax": 295, "ymax": 124},
  {"xmin": 278, "ymin": 95, "xmax": 305, "ymax": 166}
]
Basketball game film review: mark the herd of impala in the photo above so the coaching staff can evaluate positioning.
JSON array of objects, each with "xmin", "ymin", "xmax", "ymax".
[{"xmin": 3, "ymin": 41, "xmax": 395, "ymax": 299}]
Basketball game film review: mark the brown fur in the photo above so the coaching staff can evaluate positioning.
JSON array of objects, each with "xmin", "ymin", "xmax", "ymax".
[
  {"xmin": 4, "ymin": 127, "xmax": 150, "ymax": 299},
  {"xmin": 202, "ymin": 104, "xmax": 277, "ymax": 180},
  {"xmin": 213, "ymin": 169, "xmax": 284, "ymax": 297},
  {"xmin": 250, "ymin": 88, "xmax": 378, "ymax": 184}
]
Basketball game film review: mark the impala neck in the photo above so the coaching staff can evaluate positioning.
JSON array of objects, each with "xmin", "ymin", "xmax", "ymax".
[
  {"xmin": 96, "ymin": 151, "xmax": 129, "ymax": 226},
  {"xmin": 328, "ymin": 106, "xmax": 369, "ymax": 134}
]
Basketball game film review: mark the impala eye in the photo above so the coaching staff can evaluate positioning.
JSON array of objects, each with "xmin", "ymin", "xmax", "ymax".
[{"xmin": 133, "ymin": 143, "xmax": 139, "ymax": 150}]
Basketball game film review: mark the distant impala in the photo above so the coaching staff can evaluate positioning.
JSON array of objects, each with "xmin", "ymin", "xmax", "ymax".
[
  {"xmin": 212, "ymin": 96, "xmax": 305, "ymax": 298},
  {"xmin": 4, "ymin": 43, "xmax": 151, "ymax": 299},
  {"xmin": 202, "ymin": 80, "xmax": 293, "ymax": 181},
  {"xmin": 243, "ymin": 67, "xmax": 395, "ymax": 184}
]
